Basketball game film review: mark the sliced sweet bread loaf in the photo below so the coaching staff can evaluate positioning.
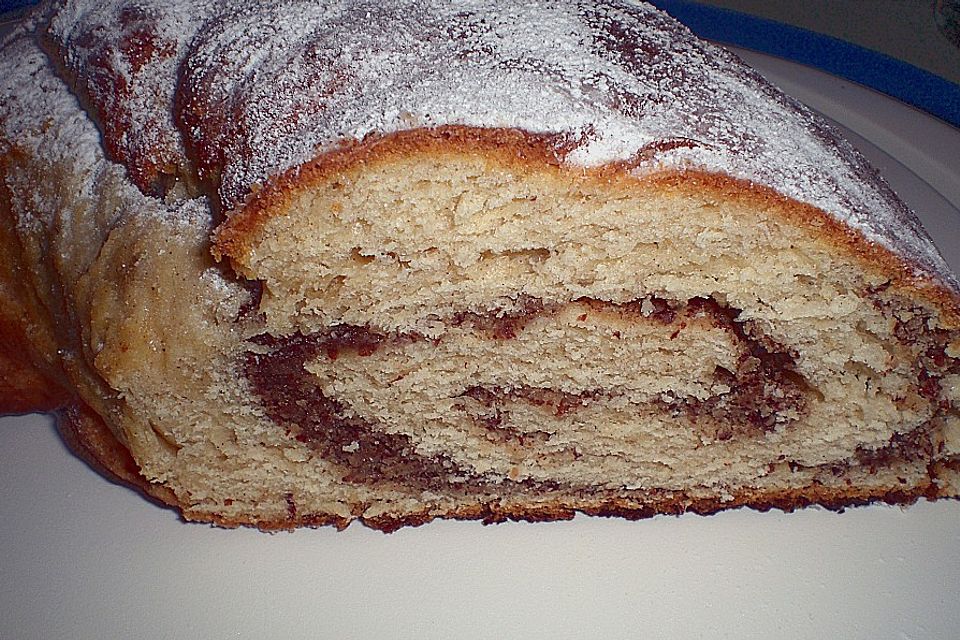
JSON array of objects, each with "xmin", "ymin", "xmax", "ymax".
[{"xmin": 1, "ymin": 0, "xmax": 958, "ymax": 530}]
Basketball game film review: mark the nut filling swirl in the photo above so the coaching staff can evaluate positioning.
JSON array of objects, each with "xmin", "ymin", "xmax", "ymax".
[{"xmin": 241, "ymin": 296, "xmax": 838, "ymax": 492}]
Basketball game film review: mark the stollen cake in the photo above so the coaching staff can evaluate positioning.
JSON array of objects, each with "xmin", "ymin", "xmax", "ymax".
[{"xmin": 1, "ymin": 0, "xmax": 958, "ymax": 532}]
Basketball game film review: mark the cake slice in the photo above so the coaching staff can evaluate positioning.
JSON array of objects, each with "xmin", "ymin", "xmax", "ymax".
[{"xmin": 1, "ymin": 0, "xmax": 958, "ymax": 531}]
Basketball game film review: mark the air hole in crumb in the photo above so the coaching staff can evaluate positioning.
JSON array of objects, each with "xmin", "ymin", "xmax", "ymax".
[
  {"xmin": 479, "ymin": 248, "xmax": 551, "ymax": 263},
  {"xmin": 350, "ymin": 248, "xmax": 376, "ymax": 264}
]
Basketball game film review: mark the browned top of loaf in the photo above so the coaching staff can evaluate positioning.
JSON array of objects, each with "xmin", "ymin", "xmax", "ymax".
[{"xmin": 29, "ymin": 0, "xmax": 959, "ymax": 293}]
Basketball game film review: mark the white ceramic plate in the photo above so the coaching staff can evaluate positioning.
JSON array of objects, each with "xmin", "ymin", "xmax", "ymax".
[{"xmin": 1, "ymin": 47, "xmax": 958, "ymax": 640}]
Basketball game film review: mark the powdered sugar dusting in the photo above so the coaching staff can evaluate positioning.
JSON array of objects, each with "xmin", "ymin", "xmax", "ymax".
[
  {"xmin": 26, "ymin": 0, "xmax": 960, "ymax": 290},
  {"xmin": 1, "ymin": 28, "xmax": 121, "ymax": 211},
  {"xmin": 0, "ymin": 30, "xmax": 213, "ymax": 270},
  {"xmin": 44, "ymin": 0, "xmax": 215, "ymax": 195}
]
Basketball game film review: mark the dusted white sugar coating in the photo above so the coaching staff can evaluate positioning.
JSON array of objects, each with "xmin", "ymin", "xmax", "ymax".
[
  {"xmin": 0, "ymin": 30, "xmax": 214, "ymax": 278},
  {"xmin": 1, "ymin": 24, "xmax": 116, "ymax": 208},
  {"xmin": 43, "ymin": 0, "xmax": 215, "ymax": 193},
  {"xmin": 36, "ymin": 0, "xmax": 960, "ymax": 290}
]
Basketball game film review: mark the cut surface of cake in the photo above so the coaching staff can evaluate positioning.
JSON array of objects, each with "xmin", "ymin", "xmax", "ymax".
[{"xmin": 0, "ymin": 0, "xmax": 958, "ymax": 531}]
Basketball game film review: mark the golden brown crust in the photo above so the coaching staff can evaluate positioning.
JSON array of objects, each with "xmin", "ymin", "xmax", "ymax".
[
  {"xmin": 357, "ymin": 467, "xmax": 960, "ymax": 533},
  {"xmin": 212, "ymin": 126, "xmax": 573, "ymax": 259},
  {"xmin": 56, "ymin": 402, "xmax": 179, "ymax": 509},
  {"xmin": 24, "ymin": 341, "xmax": 960, "ymax": 528},
  {"xmin": 37, "ymin": 6, "xmax": 188, "ymax": 196},
  {"xmin": 213, "ymin": 125, "xmax": 960, "ymax": 328},
  {"xmin": 52, "ymin": 396, "xmax": 958, "ymax": 533},
  {"xmin": 0, "ymin": 167, "xmax": 69, "ymax": 414},
  {"xmin": 232, "ymin": 470, "xmax": 960, "ymax": 534},
  {"xmin": 0, "ymin": 343, "xmax": 67, "ymax": 415}
]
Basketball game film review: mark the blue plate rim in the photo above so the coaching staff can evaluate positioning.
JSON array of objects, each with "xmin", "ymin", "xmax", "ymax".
[{"xmin": 649, "ymin": 0, "xmax": 960, "ymax": 129}]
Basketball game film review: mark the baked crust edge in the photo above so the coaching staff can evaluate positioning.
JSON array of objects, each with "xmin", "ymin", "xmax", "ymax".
[
  {"xmin": 212, "ymin": 125, "xmax": 960, "ymax": 328},
  {"xmin": 52, "ymin": 399, "xmax": 960, "ymax": 533}
]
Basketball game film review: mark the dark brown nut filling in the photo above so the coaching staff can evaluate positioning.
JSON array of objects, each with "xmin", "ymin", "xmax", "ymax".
[
  {"xmin": 243, "ymin": 296, "xmax": 804, "ymax": 483},
  {"xmin": 650, "ymin": 297, "xmax": 810, "ymax": 440},
  {"xmin": 855, "ymin": 420, "xmax": 941, "ymax": 471},
  {"xmin": 868, "ymin": 286, "xmax": 960, "ymax": 401},
  {"xmin": 448, "ymin": 295, "xmax": 552, "ymax": 340},
  {"xmin": 244, "ymin": 329, "xmax": 462, "ymax": 489},
  {"xmin": 242, "ymin": 294, "xmax": 957, "ymax": 491},
  {"xmin": 455, "ymin": 297, "xmax": 809, "ymax": 442},
  {"xmin": 243, "ymin": 330, "xmax": 575, "ymax": 494}
]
